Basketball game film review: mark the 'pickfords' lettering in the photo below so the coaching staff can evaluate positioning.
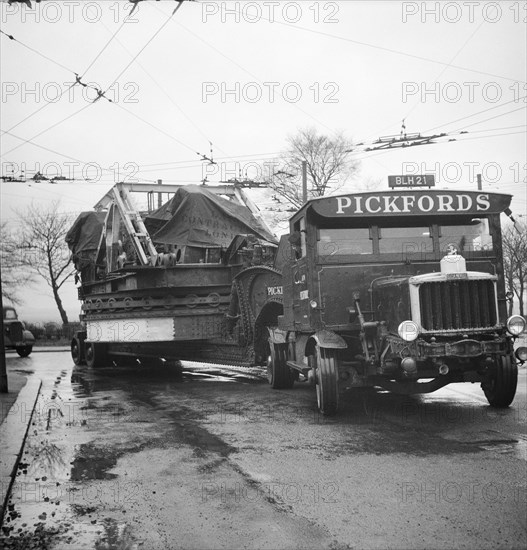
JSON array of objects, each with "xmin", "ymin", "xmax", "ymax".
[
  {"xmin": 335, "ymin": 193, "xmax": 491, "ymax": 215},
  {"xmin": 267, "ymin": 286, "xmax": 283, "ymax": 296}
]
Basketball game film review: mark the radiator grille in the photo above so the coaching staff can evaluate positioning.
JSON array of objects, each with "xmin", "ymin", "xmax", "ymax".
[
  {"xmin": 6, "ymin": 322, "xmax": 24, "ymax": 341},
  {"xmin": 419, "ymin": 279, "xmax": 497, "ymax": 330}
]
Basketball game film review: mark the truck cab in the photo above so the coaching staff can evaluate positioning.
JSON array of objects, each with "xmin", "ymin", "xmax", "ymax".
[{"xmin": 268, "ymin": 189, "xmax": 527, "ymax": 415}]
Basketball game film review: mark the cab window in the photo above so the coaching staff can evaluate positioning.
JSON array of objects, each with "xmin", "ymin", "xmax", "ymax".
[
  {"xmin": 292, "ymin": 218, "xmax": 307, "ymax": 259},
  {"xmin": 317, "ymin": 228, "xmax": 372, "ymax": 256},
  {"xmin": 4, "ymin": 308, "xmax": 17, "ymax": 320},
  {"xmin": 439, "ymin": 219, "xmax": 493, "ymax": 255},
  {"xmin": 378, "ymin": 226, "xmax": 433, "ymax": 254}
]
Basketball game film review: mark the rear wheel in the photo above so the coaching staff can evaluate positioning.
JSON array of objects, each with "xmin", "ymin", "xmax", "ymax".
[
  {"xmin": 16, "ymin": 346, "xmax": 32, "ymax": 358},
  {"xmin": 315, "ymin": 346, "xmax": 339, "ymax": 416},
  {"xmin": 71, "ymin": 337, "xmax": 85, "ymax": 365},
  {"xmin": 267, "ymin": 343, "xmax": 295, "ymax": 389},
  {"xmin": 482, "ymin": 355, "xmax": 517, "ymax": 407},
  {"xmin": 85, "ymin": 343, "xmax": 108, "ymax": 368}
]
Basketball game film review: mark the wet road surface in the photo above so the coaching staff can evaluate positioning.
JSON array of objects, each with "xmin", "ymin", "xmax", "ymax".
[{"xmin": 1, "ymin": 351, "xmax": 526, "ymax": 549}]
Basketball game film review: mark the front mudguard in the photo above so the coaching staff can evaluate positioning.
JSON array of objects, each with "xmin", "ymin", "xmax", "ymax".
[
  {"xmin": 268, "ymin": 326, "xmax": 287, "ymax": 345},
  {"xmin": 22, "ymin": 330, "xmax": 36, "ymax": 346},
  {"xmin": 310, "ymin": 330, "xmax": 347, "ymax": 350}
]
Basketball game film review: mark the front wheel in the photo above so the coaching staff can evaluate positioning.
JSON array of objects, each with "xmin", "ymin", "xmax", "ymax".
[
  {"xmin": 267, "ymin": 343, "xmax": 295, "ymax": 389},
  {"xmin": 16, "ymin": 346, "xmax": 32, "ymax": 358},
  {"xmin": 315, "ymin": 346, "xmax": 340, "ymax": 416},
  {"xmin": 85, "ymin": 342, "xmax": 108, "ymax": 368},
  {"xmin": 482, "ymin": 355, "xmax": 518, "ymax": 407}
]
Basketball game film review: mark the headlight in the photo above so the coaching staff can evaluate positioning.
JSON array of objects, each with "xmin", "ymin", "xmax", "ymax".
[
  {"xmin": 515, "ymin": 347, "xmax": 527, "ymax": 363},
  {"xmin": 506, "ymin": 315, "xmax": 526, "ymax": 336},
  {"xmin": 398, "ymin": 320, "xmax": 420, "ymax": 342}
]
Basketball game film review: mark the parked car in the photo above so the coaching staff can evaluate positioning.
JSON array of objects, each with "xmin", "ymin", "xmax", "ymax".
[{"xmin": 3, "ymin": 306, "xmax": 35, "ymax": 357}]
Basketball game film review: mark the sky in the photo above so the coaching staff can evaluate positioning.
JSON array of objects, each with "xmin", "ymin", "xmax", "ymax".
[{"xmin": 0, "ymin": 0, "xmax": 526, "ymax": 323}]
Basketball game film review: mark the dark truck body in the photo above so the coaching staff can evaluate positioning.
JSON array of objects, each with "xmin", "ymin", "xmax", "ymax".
[{"xmin": 267, "ymin": 189, "xmax": 526, "ymax": 415}]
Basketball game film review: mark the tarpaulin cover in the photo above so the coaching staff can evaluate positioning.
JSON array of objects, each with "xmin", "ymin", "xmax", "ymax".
[
  {"xmin": 144, "ymin": 185, "xmax": 276, "ymax": 247},
  {"xmin": 66, "ymin": 211, "xmax": 106, "ymax": 256}
]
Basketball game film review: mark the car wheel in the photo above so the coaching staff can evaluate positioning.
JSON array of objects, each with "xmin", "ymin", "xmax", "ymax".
[{"xmin": 16, "ymin": 346, "xmax": 32, "ymax": 358}]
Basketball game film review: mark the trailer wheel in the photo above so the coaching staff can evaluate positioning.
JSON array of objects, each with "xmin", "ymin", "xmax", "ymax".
[
  {"xmin": 71, "ymin": 337, "xmax": 85, "ymax": 365},
  {"xmin": 267, "ymin": 343, "xmax": 294, "ymax": 389},
  {"xmin": 85, "ymin": 343, "xmax": 108, "ymax": 368},
  {"xmin": 482, "ymin": 355, "xmax": 517, "ymax": 407},
  {"xmin": 315, "ymin": 346, "xmax": 339, "ymax": 416}
]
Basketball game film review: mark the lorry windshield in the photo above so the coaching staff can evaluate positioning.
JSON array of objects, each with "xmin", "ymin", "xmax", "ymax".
[
  {"xmin": 318, "ymin": 228, "xmax": 372, "ymax": 256},
  {"xmin": 378, "ymin": 226, "xmax": 432, "ymax": 254},
  {"xmin": 439, "ymin": 219, "xmax": 493, "ymax": 255}
]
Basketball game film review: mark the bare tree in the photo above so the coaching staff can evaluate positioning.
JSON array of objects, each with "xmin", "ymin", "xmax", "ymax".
[
  {"xmin": 15, "ymin": 202, "xmax": 75, "ymax": 324},
  {"xmin": 0, "ymin": 220, "xmax": 34, "ymax": 305},
  {"xmin": 269, "ymin": 127, "xmax": 360, "ymax": 209},
  {"xmin": 502, "ymin": 222, "xmax": 526, "ymax": 317}
]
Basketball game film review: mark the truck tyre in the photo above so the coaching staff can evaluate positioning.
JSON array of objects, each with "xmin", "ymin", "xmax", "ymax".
[
  {"xmin": 315, "ymin": 346, "xmax": 339, "ymax": 416},
  {"xmin": 16, "ymin": 346, "xmax": 32, "ymax": 358},
  {"xmin": 71, "ymin": 337, "xmax": 85, "ymax": 366},
  {"xmin": 482, "ymin": 355, "xmax": 517, "ymax": 407},
  {"xmin": 85, "ymin": 343, "xmax": 108, "ymax": 369},
  {"xmin": 267, "ymin": 343, "xmax": 295, "ymax": 389}
]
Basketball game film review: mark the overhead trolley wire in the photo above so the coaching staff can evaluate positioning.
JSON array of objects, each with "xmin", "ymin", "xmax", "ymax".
[
  {"xmin": 111, "ymin": 101, "xmax": 199, "ymax": 155},
  {"xmin": 1, "ymin": 128, "xmax": 120, "ymax": 176},
  {"xmin": 172, "ymin": 19, "xmax": 338, "ymax": 137},
  {"xmin": 255, "ymin": 16, "xmax": 525, "ymax": 84},
  {"xmin": 0, "ymin": 1, "xmax": 216, "ymax": 168},
  {"xmin": 0, "ymin": 28, "xmax": 74, "ymax": 74},
  {"xmin": 97, "ymin": 16, "xmax": 218, "ymax": 154},
  {"xmin": 2, "ymin": 102, "xmax": 94, "ymax": 157},
  {"xmin": 424, "ymin": 96, "xmax": 527, "ymax": 134},
  {"xmin": 0, "ymin": 18, "xmax": 130, "ymax": 137},
  {"xmin": 450, "ymin": 106, "xmax": 527, "ymax": 133},
  {"xmin": 81, "ymin": 18, "xmax": 129, "ymax": 78},
  {"xmin": 102, "ymin": 1, "xmax": 185, "ymax": 96}
]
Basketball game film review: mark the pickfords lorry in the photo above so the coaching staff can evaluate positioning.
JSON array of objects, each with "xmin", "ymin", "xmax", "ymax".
[
  {"xmin": 67, "ymin": 184, "xmax": 526, "ymax": 415},
  {"xmin": 267, "ymin": 189, "xmax": 526, "ymax": 414}
]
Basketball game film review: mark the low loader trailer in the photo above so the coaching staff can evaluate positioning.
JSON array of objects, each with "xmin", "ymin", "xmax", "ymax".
[{"xmin": 67, "ymin": 182, "xmax": 284, "ymax": 369}]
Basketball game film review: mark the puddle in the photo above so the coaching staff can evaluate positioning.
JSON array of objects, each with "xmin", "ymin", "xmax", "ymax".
[
  {"xmin": 94, "ymin": 518, "xmax": 136, "ymax": 550},
  {"xmin": 70, "ymin": 443, "xmax": 119, "ymax": 481}
]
